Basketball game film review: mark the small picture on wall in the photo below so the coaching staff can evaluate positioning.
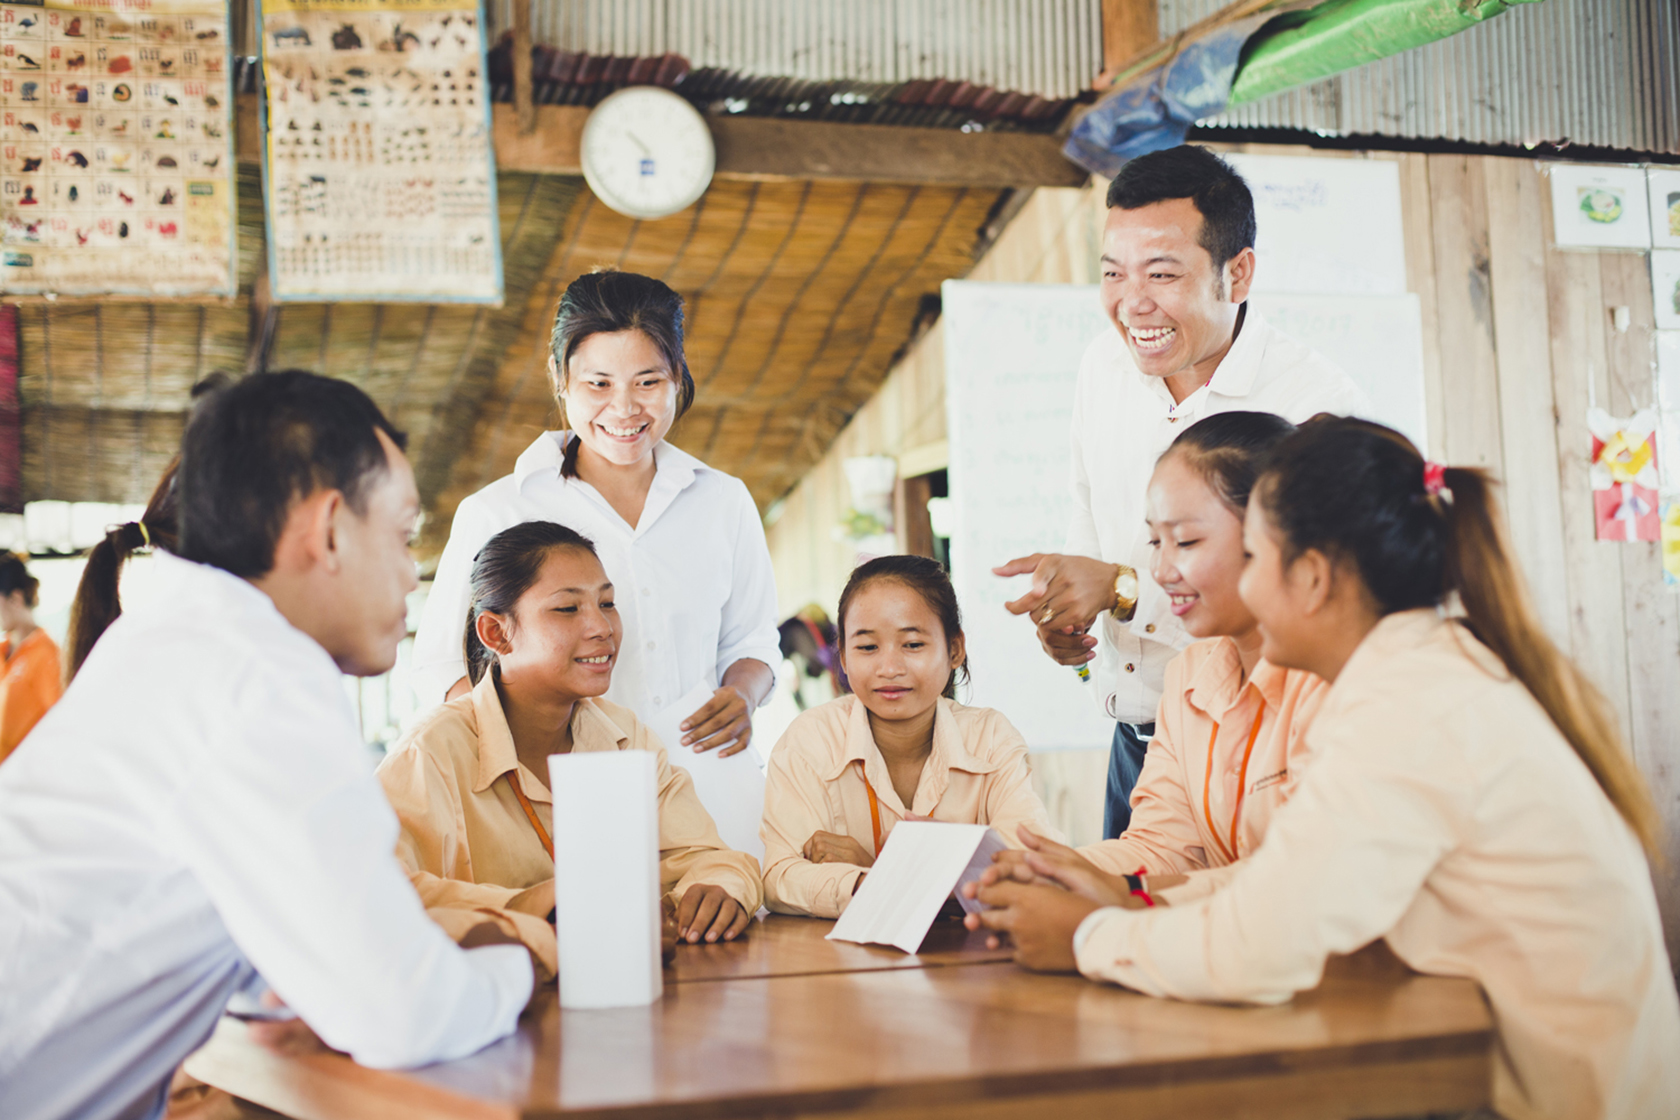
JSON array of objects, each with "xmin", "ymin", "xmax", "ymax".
[
  {"xmin": 1549, "ymin": 164, "xmax": 1651, "ymax": 250},
  {"xmin": 1649, "ymin": 168, "xmax": 1680, "ymax": 250},
  {"xmin": 1653, "ymin": 251, "xmax": 1680, "ymax": 331}
]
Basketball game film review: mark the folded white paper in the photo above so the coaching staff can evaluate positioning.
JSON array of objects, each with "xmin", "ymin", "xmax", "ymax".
[
  {"xmin": 827, "ymin": 822, "xmax": 1006, "ymax": 954},
  {"xmin": 647, "ymin": 683, "xmax": 767, "ymax": 865},
  {"xmin": 550, "ymin": 751, "xmax": 662, "ymax": 1009}
]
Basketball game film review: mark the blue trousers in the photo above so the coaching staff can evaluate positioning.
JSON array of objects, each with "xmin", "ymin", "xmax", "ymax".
[{"xmin": 1103, "ymin": 721, "xmax": 1155, "ymax": 840}]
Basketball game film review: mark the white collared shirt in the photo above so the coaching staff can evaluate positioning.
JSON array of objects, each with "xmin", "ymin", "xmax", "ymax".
[
  {"xmin": 413, "ymin": 433, "xmax": 781, "ymax": 721},
  {"xmin": 0, "ymin": 553, "xmax": 531, "ymax": 1120},
  {"xmin": 1067, "ymin": 308, "xmax": 1370, "ymax": 724}
]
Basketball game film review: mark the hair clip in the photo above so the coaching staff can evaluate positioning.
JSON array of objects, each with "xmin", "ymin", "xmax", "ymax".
[{"xmin": 1422, "ymin": 461, "xmax": 1447, "ymax": 497}]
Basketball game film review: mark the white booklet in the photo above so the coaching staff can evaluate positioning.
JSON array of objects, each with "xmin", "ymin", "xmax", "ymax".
[
  {"xmin": 826, "ymin": 822, "xmax": 1008, "ymax": 954},
  {"xmin": 647, "ymin": 683, "xmax": 767, "ymax": 865}
]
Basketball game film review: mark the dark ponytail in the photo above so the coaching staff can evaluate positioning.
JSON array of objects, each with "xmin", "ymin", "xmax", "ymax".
[
  {"xmin": 1162, "ymin": 410, "xmax": 1297, "ymax": 512},
  {"xmin": 836, "ymin": 555, "xmax": 970, "ymax": 700},
  {"xmin": 549, "ymin": 270, "xmax": 695, "ymax": 478},
  {"xmin": 1255, "ymin": 415, "xmax": 1661, "ymax": 856},
  {"xmin": 464, "ymin": 520, "xmax": 599, "ymax": 685},
  {"xmin": 66, "ymin": 457, "xmax": 180, "ymax": 682}
]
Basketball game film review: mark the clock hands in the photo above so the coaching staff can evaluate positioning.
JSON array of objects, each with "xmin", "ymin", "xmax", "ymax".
[{"xmin": 624, "ymin": 130, "xmax": 652, "ymax": 158}]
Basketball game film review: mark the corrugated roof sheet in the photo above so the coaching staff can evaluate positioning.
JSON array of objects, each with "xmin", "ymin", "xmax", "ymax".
[
  {"xmin": 488, "ymin": 0, "xmax": 1104, "ymax": 101},
  {"xmin": 1176, "ymin": 0, "xmax": 1680, "ymax": 155}
]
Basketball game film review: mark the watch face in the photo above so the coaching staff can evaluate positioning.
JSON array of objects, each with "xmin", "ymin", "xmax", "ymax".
[
  {"xmin": 580, "ymin": 86, "xmax": 715, "ymax": 220},
  {"xmin": 1117, "ymin": 570, "xmax": 1140, "ymax": 599}
]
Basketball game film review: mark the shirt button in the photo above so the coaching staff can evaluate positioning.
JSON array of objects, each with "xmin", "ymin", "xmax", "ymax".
[
  {"xmin": 1144, "ymin": 623, "xmax": 1155, "ymax": 634},
  {"xmin": 1124, "ymin": 663, "xmax": 1136, "ymax": 673},
  {"xmin": 653, "ymin": 696, "xmax": 663, "ymax": 706},
  {"xmin": 642, "ymin": 588, "xmax": 651, "ymax": 596},
  {"xmin": 646, "ymin": 641, "xmax": 656, "ymax": 650}
]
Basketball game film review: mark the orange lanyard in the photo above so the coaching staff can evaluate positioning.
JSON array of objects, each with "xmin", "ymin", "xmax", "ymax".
[
  {"xmin": 1201, "ymin": 698, "xmax": 1265, "ymax": 865},
  {"xmin": 507, "ymin": 771, "xmax": 553, "ymax": 855},
  {"xmin": 856, "ymin": 760, "xmax": 885, "ymax": 855}
]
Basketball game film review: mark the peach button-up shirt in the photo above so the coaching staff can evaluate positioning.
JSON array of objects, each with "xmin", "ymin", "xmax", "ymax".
[
  {"xmin": 1081, "ymin": 637, "xmax": 1328, "ymax": 902},
  {"xmin": 1074, "ymin": 609, "xmax": 1680, "ymax": 1120},
  {"xmin": 377, "ymin": 671, "xmax": 763, "ymax": 976},
  {"xmin": 761, "ymin": 694, "xmax": 1062, "ymax": 919}
]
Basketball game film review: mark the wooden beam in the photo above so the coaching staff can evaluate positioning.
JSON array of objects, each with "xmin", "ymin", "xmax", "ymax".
[
  {"xmin": 233, "ymin": 95, "xmax": 1086, "ymax": 188},
  {"xmin": 1095, "ymin": 0, "xmax": 1314, "ymax": 90},
  {"xmin": 510, "ymin": 0, "xmax": 535, "ymax": 135},
  {"xmin": 1102, "ymin": 0, "xmax": 1159, "ymax": 80}
]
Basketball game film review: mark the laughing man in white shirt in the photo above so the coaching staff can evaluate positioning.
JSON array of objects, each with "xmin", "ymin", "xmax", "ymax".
[
  {"xmin": 0, "ymin": 372, "xmax": 533, "ymax": 1120},
  {"xmin": 996, "ymin": 146, "xmax": 1368, "ymax": 839}
]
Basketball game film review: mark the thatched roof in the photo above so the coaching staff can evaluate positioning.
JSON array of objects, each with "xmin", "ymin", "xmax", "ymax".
[{"xmin": 17, "ymin": 164, "xmax": 1005, "ymax": 560}]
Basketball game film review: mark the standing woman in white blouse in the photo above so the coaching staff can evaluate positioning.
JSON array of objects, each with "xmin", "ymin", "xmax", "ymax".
[{"xmin": 413, "ymin": 270, "xmax": 780, "ymax": 757}]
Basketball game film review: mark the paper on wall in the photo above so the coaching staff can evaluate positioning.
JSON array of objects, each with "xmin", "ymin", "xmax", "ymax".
[
  {"xmin": 647, "ymin": 683, "xmax": 766, "ymax": 865},
  {"xmin": 550, "ymin": 750, "xmax": 662, "ymax": 1009},
  {"xmin": 827, "ymin": 822, "xmax": 1002, "ymax": 954}
]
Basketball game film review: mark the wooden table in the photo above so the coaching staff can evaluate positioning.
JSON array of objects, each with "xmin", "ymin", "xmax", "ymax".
[{"xmin": 186, "ymin": 915, "xmax": 1493, "ymax": 1120}]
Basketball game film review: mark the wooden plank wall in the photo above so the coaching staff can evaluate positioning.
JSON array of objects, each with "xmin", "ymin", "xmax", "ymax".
[{"xmin": 763, "ymin": 151, "xmax": 1680, "ymax": 965}]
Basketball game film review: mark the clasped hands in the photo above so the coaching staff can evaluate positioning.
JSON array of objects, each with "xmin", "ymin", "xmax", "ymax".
[
  {"xmin": 992, "ymin": 554, "xmax": 1119, "ymax": 668},
  {"xmin": 960, "ymin": 827, "xmax": 1175, "ymax": 972}
]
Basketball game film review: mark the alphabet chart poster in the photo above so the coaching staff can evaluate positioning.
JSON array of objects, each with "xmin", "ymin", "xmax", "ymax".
[
  {"xmin": 0, "ymin": 0, "xmax": 236, "ymax": 296},
  {"xmin": 257, "ymin": 0, "xmax": 501, "ymax": 303}
]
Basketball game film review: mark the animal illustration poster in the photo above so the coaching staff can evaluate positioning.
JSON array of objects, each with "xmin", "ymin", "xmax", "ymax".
[
  {"xmin": 0, "ymin": 0, "xmax": 236, "ymax": 296},
  {"xmin": 258, "ymin": 0, "xmax": 500, "ymax": 302}
]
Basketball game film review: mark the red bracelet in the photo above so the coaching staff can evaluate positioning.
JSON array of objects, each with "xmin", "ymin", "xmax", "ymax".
[{"xmin": 1123, "ymin": 869, "xmax": 1155, "ymax": 908}]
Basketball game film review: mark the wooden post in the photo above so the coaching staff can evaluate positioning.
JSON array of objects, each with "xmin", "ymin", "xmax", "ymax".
[
  {"xmin": 1100, "ymin": 0, "xmax": 1159, "ymax": 85},
  {"xmin": 512, "ymin": 0, "xmax": 535, "ymax": 136}
]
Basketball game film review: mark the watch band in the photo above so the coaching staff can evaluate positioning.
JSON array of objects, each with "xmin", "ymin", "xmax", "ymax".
[{"xmin": 1111, "ymin": 564, "xmax": 1139, "ymax": 623}]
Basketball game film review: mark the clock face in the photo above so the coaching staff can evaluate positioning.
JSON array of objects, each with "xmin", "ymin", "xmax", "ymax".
[{"xmin": 580, "ymin": 86, "xmax": 716, "ymax": 220}]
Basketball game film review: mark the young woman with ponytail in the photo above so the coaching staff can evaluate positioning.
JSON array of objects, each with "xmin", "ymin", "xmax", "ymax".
[
  {"xmin": 377, "ymin": 521, "xmax": 762, "ymax": 978},
  {"xmin": 64, "ymin": 458, "xmax": 179, "ymax": 680},
  {"xmin": 972, "ymin": 416, "xmax": 1680, "ymax": 1120}
]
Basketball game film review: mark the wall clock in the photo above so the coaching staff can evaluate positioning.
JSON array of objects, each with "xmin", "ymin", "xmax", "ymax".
[{"xmin": 580, "ymin": 86, "xmax": 716, "ymax": 220}]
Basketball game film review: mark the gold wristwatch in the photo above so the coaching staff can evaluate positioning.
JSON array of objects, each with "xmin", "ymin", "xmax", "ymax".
[{"xmin": 1111, "ymin": 564, "xmax": 1139, "ymax": 622}]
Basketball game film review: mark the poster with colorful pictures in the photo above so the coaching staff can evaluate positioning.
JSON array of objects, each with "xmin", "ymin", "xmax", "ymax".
[
  {"xmin": 1549, "ymin": 164, "xmax": 1651, "ymax": 251},
  {"xmin": 1652, "ymin": 250, "xmax": 1680, "ymax": 332},
  {"xmin": 0, "ymin": 0, "xmax": 235, "ymax": 296},
  {"xmin": 1649, "ymin": 167, "xmax": 1680, "ymax": 251},
  {"xmin": 1588, "ymin": 408, "xmax": 1660, "ymax": 543},
  {"xmin": 258, "ymin": 0, "xmax": 500, "ymax": 303}
]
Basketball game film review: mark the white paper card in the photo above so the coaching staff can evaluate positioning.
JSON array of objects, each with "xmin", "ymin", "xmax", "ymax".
[
  {"xmin": 647, "ymin": 683, "xmax": 767, "ymax": 865},
  {"xmin": 1652, "ymin": 251, "xmax": 1680, "ymax": 332},
  {"xmin": 549, "ymin": 751, "xmax": 662, "ymax": 1009},
  {"xmin": 1550, "ymin": 164, "xmax": 1651, "ymax": 250},
  {"xmin": 828, "ymin": 822, "xmax": 1000, "ymax": 954}
]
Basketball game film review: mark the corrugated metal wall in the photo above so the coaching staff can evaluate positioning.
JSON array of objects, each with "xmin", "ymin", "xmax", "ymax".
[
  {"xmin": 489, "ymin": 0, "xmax": 1104, "ymax": 101},
  {"xmin": 1175, "ymin": 0, "xmax": 1680, "ymax": 155}
]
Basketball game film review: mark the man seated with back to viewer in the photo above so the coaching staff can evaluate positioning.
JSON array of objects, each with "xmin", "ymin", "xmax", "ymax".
[
  {"xmin": 996, "ymin": 145, "xmax": 1369, "ymax": 838},
  {"xmin": 0, "ymin": 372, "xmax": 533, "ymax": 1120}
]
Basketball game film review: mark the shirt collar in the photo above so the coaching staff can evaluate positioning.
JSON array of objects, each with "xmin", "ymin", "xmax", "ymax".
[
  {"xmin": 1334, "ymin": 607, "xmax": 1474, "ymax": 693},
  {"xmin": 1185, "ymin": 636, "xmax": 1288, "ymax": 719},
  {"xmin": 823, "ymin": 695, "xmax": 1004, "ymax": 782},
  {"xmin": 1204, "ymin": 305, "xmax": 1268, "ymax": 398},
  {"xmin": 468, "ymin": 672, "xmax": 632, "ymax": 798},
  {"xmin": 511, "ymin": 430, "xmax": 709, "ymax": 494}
]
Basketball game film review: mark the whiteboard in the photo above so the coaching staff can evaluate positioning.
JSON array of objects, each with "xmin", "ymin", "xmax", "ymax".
[
  {"xmin": 943, "ymin": 282, "xmax": 1427, "ymax": 751},
  {"xmin": 1223, "ymin": 154, "xmax": 1408, "ymax": 297},
  {"xmin": 943, "ymin": 283, "xmax": 1115, "ymax": 752}
]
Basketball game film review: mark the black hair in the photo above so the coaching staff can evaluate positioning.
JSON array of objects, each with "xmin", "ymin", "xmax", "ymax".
[
  {"xmin": 175, "ymin": 370, "xmax": 407, "ymax": 579},
  {"xmin": 1162, "ymin": 410, "xmax": 1296, "ymax": 512},
  {"xmin": 0, "ymin": 551, "xmax": 39, "ymax": 609},
  {"xmin": 66, "ymin": 457, "xmax": 179, "ymax": 680},
  {"xmin": 836, "ymin": 555, "xmax": 969, "ymax": 700},
  {"xmin": 549, "ymin": 270, "xmax": 696, "ymax": 478},
  {"xmin": 1106, "ymin": 145, "xmax": 1257, "ymax": 274},
  {"xmin": 1254, "ymin": 414, "xmax": 1660, "ymax": 855},
  {"xmin": 464, "ymin": 520, "xmax": 600, "ymax": 685}
]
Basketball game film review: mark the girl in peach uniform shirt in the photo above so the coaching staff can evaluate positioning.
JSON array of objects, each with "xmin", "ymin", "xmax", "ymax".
[
  {"xmin": 975, "ymin": 417, "xmax": 1680, "ymax": 1120},
  {"xmin": 760, "ymin": 555, "xmax": 1059, "ymax": 918}
]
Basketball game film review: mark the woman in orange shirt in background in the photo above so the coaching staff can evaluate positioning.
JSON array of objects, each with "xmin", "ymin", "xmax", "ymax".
[{"xmin": 0, "ymin": 551, "xmax": 60, "ymax": 764}]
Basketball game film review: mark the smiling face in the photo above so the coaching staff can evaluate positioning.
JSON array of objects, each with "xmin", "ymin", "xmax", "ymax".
[
  {"xmin": 556, "ymin": 329, "xmax": 679, "ymax": 468},
  {"xmin": 1146, "ymin": 451, "xmax": 1256, "ymax": 642},
  {"xmin": 479, "ymin": 545, "xmax": 622, "ymax": 703},
  {"xmin": 325, "ymin": 430, "xmax": 421, "ymax": 677},
  {"xmin": 838, "ymin": 579, "xmax": 965, "ymax": 725},
  {"xmin": 1100, "ymin": 197, "xmax": 1253, "ymax": 390},
  {"xmin": 1237, "ymin": 497, "xmax": 1322, "ymax": 672}
]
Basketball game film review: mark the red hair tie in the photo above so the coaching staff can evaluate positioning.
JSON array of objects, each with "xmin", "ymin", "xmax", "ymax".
[{"xmin": 1422, "ymin": 461, "xmax": 1447, "ymax": 497}]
